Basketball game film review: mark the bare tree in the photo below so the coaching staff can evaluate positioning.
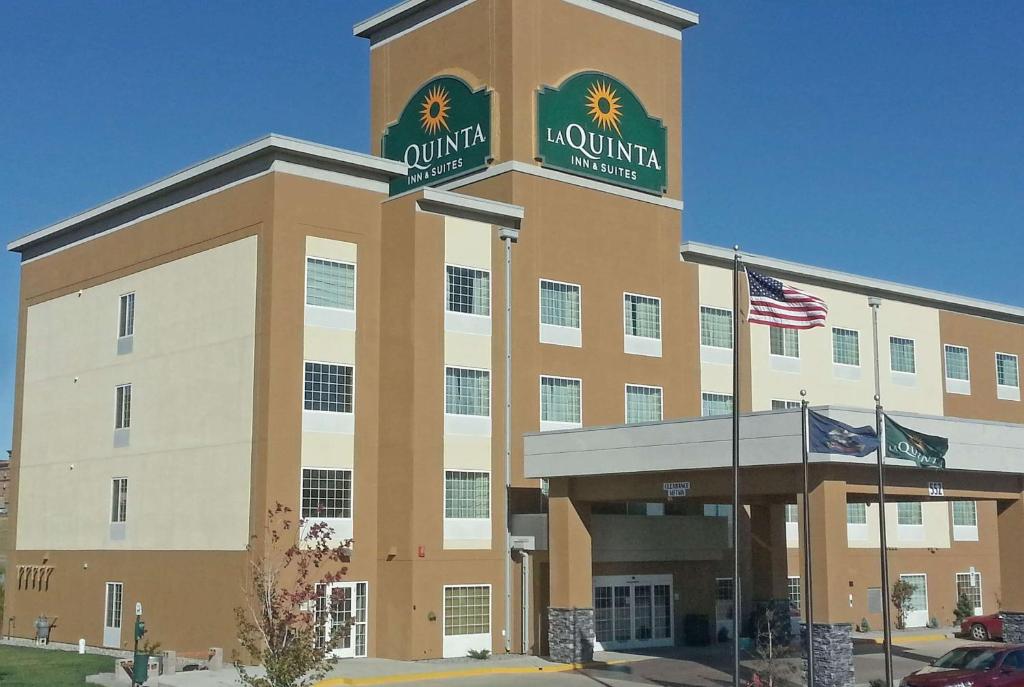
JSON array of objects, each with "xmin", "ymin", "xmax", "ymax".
[{"xmin": 234, "ymin": 504, "xmax": 352, "ymax": 687}]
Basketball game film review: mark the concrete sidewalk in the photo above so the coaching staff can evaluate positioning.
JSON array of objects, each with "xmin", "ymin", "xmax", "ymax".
[{"xmin": 852, "ymin": 626, "xmax": 959, "ymax": 645}]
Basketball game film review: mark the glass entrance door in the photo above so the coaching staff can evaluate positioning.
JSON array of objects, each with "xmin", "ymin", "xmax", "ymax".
[
  {"xmin": 593, "ymin": 575, "xmax": 673, "ymax": 650},
  {"xmin": 318, "ymin": 581, "xmax": 368, "ymax": 658}
]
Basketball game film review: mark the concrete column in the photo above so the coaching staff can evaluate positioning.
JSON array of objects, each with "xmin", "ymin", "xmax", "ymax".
[
  {"xmin": 547, "ymin": 478, "xmax": 594, "ymax": 663},
  {"xmin": 997, "ymin": 489, "xmax": 1024, "ymax": 643},
  {"xmin": 750, "ymin": 503, "xmax": 789, "ymax": 602},
  {"xmin": 806, "ymin": 479, "xmax": 855, "ymax": 687}
]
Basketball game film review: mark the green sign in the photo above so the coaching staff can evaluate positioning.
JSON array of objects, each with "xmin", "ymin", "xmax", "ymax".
[
  {"xmin": 537, "ymin": 71, "xmax": 667, "ymax": 195},
  {"xmin": 382, "ymin": 76, "xmax": 492, "ymax": 195}
]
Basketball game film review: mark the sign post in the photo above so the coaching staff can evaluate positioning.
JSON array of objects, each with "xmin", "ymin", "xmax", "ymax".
[{"xmin": 132, "ymin": 603, "xmax": 147, "ymax": 686}]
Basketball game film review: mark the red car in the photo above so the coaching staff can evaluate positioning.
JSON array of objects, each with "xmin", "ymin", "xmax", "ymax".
[
  {"xmin": 962, "ymin": 613, "xmax": 1005, "ymax": 641},
  {"xmin": 901, "ymin": 645, "xmax": 1024, "ymax": 687}
]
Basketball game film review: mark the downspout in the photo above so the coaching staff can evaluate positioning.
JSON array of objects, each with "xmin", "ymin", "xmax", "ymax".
[{"xmin": 498, "ymin": 226, "xmax": 519, "ymax": 653}]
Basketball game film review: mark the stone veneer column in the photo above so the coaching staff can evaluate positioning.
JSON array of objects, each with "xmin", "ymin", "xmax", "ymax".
[
  {"xmin": 547, "ymin": 478, "xmax": 594, "ymax": 663},
  {"xmin": 804, "ymin": 623, "xmax": 854, "ymax": 687},
  {"xmin": 998, "ymin": 488, "xmax": 1024, "ymax": 643}
]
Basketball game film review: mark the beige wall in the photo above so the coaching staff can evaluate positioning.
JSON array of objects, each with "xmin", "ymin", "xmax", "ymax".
[{"xmin": 17, "ymin": 237, "xmax": 258, "ymax": 551}]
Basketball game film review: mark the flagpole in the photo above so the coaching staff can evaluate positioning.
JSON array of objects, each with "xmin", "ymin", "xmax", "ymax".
[
  {"xmin": 732, "ymin": 246, "xmax": 741, "ymax": 687},
  {"xmin": 870, "ymin": 296, "xmax": 895, "ymax": 686},
  {"xmin": 800, "ymin": 390, "xmax": 815, "ymax": 687}
]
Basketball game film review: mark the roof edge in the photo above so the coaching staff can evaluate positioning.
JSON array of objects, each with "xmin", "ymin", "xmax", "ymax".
[
  {"xmin": 416, "ymin": 187, "xmax": 525, "ymax": 227},
  {"xmin": 680, "ymin": 241, "xmax": 1024, "ymax": 324}
]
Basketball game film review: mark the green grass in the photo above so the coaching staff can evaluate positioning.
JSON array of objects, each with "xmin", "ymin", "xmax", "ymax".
[{"xmin": 0, "ymin": 644, "xmax": 115, "ymax": 686}]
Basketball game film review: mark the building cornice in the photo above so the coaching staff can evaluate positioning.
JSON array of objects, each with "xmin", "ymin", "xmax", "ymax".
[
  {"xmin": 681, "ymin": 241, "xmax": 1024, "ymax": 324},
  {"xmin": 415, "ymin": 187, "xmax": 525, "ymax": 228},
  {"xmin": 8, "ymin": 135, "xmax": 406, "ymax": 260},
  {"xmin": 355, "ymin": 0, "xmax": 698, "ymax": 45}
]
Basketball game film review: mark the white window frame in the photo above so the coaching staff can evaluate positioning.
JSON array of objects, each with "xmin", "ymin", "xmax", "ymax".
[
  {"xmin": 996, "ymin": 352, "xmax": 1020, "ymax": 401},
  {"xmin": 441, "ymin": 584, "xmax": 492, "ymax": 658},
  {"xmin": 304, "ymin": 256, "xmax": 357, "ymax": 331},
  {"xmin": 540, "ymin": 375, "xmax": 583, "ymax": 431},
  {"xmin": 443, "ymin": 470, "xmax": 491, "ymax": 545},
  {"xmin": 623, "ymin": 292, "xmax": 662, "ymax": 358},
  {"xmin": 117, "ymin": 292, "xmax": 135, "ymax": 355},
  {"xmin": 846, "ymin": 502, "xmax": 869, "ymax": 542},
  {"xmin": 110, "ymin": 477, "xmax": 128, "ymax": 524},
  {"xmin": 444, "ymin": 366, "xmax": 492, "ymax": 436},
  {"xmin": 889, "ymin": 336, "xmax": 917, "ymax": 386},
  {"xmin": 955, "ymin": 571, "xmax": 983, "ymax": 616},
  {"xmin": 624, "ymin": 384, "xmax": 664, "ymax": 424},
  {"xmin": 445, "ymin": 263, "xmax": 492, "ymax": 336},
  {"xmin": 944, "ymin": 344, "xmax": 971, "ymax": 395},
  {"xmin": 771, "ymin": 399, "xmax": 801, "ymax": 410},
  {"xmin": 538, "ymin": 278, "xmax": 582, "ymax": 348},
  {"xmin": 701, "ymin": 392, "xmax": 733, "ymax": 418},
  {"xmin": 832, "ymin": 327, "xmax": 861, "ymax": 380},
  {"xmin": 769, "ymin": 326, "xmax": 800, "ymax": 358},
  {"xmin": 302, "ymin": 360, "xmax": 356, "ymax": 435},
  {"xmin": 699, "ymin": 305, "xmax": 733, "ymax": 365},
  {"xmin": 951, "ymin": 501, "xmax": 979, "ymax": 542},
  {"xmin": 898, "ymin": 573, "xmax": 929, "ymax": 628},
  {"xmin": 787, "ymin": 576, "xmax": 801, "ymax": 608},
  {"xmin": 299, "ymin": 467, "xmax": 354, "ymax": 543},
  {"xmin": 103, "ymin": 581, "xmax": 124, "ymax": 648},
  {"xmin": 896, "ymin": 502, "xmax": 925, "ymax": 542},
  {"xmin": 114, "ymin": 384, "xmax": 132, "ymax": 448}
]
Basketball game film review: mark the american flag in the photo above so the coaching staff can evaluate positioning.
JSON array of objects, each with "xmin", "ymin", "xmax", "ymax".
[{"xmin": 746, "ymin": 268, "xmax": 827, "ymax": 329}]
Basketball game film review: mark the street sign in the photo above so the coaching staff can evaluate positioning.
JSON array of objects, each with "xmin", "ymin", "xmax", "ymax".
[
  {"xmin": 928, "ymin": 482, "xmax": 944, "ymax": 497},
  {"xmin": 663, "ymin": 481, "xmax": 690, "ymax": 498}
]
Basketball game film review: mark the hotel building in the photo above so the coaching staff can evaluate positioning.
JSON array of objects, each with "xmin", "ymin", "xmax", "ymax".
[{"xmin": 4, "ymin": 0, "xmax": 1023, "ymax": 673}]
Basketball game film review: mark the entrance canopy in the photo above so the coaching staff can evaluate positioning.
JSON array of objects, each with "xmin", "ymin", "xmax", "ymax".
[{"xmin": 524, "ymin": 406, "xmax": 1024, "ymax": 480}]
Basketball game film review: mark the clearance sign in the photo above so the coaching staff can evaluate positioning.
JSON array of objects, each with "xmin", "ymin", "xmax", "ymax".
[
  {"xmin": 537, "ymin": 72, "xmax": 667, "ymax": 196},
  {"xmin": 382, "ymin": 76, "xmax": 492, "ymax": 195}
]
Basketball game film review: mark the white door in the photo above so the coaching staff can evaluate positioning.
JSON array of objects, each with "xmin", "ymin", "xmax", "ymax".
[
  {"xmin": 715, "ymin": 578, "xmax": 735, "ymax": 641},
  {"xmin": 900, "ymin": 574, "xmax": 929, "ymax": 628},
  {"xmin": 593, "ymin": 575, "xmax": 673, "ymax": 651},
  {"xmin": 103, "ymin": 582, "xmax": 123, "ymax": 648},
  {"xmin": 321, "ymin": 582, "xmax": 368, "ymax": 658},
  {"xmin": 956, "ymin": 572, "xmax": 983, "ymax": 616}
]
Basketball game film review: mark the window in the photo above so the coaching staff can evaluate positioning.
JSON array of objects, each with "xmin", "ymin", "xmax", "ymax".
[
  {"xmin": 540, "ymin": 280, "xmax": 580, "ymax": 328},
  {"xmin": 897, "ymin": 502, "xmax": 923, "ymax": 525},
  {"xmin": 784, "ymin": 504, "xmax": 798, "ymax": 523},
  {"xmin": 540, "ymin": 376, "xmax": 581, "ymax": 424},
  {"xmin": 771, "ymin": 400, "xmax": 800, "ymax": 410},
  {"xmin": 445, "ymin": 367, "xmax": 490, "ymax": 416},
  {"xmin": 847, "ymin": 503, "xmax": 867, "ymax": 525},
  {"xmin": 105, "ymin": 582, "xmax": 123, "ymax": 629},
  {"xmin": 788, "ymin": 577, "xmax": 801, "ymax": 607},
  {"xmin": 715, "ymin": 578, "xmax": 734, "ymax": 601},
  {"xmin": 699, "ymin": 306, "xmax": 732, "ymax": 349},
  {"xmin": 115, "ymin": 384, "xmax": 132, "ymax": 430},
  {"xmin": 625, "ymin": 384, "xmax": 663, "ymax": 424},
  {"xmin": 890, "ymin": 337, "xmax": 916, "ymax": 374},
  {"xmin": 952, "ymin": 501, "xmax": 977, "ymax": 527},
  {"xmin": 701, "ymin": 392, "xmax": 733, "ymax": 417},
  {"xmin": 770, "ymin": 327, "xmax": 799, "ymax": 358},
  {"xmin": 301, "ymin": 468, "xmax": 352, "ymax": 519},
  {"xmin": 444, "ymin": 471, "xmax": 490, "ymax": 519},
  {"xmin": 304, "ymin": 362, "xmax": 354, "ymax": 413},
  {"xmin": 444, "ymin": 585, "xmax": 490, "ymax": 636},
  {"xmin": 945, "ymin": 345, "xmax": 970, "ymax": 381},
  {"xmin": 624, "ymin": 293, "xmax": 661, "ymax": 339},
  {"xmin": 867, "ymin": 587, "xmax": 883, "ymax": 614},
  {"xmin": 111, "ymin": 478, "xmax": 128, "ymax": 523},
  {"xmin": 306, "ymin": 257, "xmax": 355, "ymax": 310},
  {"xmin": 955, "ymin": 572, "xmax": 982, "ymax": 614},
  {"xmin": 832, "ymin": 328, "xmax": 860, "ymax": 366},
  {"xmin": 997, "ymin": 353, "xmax": 1019, "ymax": 388},
  {"xmin": 118, "ymin": 293, "xmax": 135, "ymax": 338},
  {"xmin": 446, "ymin": 265, "xmax": 490, "ymax": 316}
]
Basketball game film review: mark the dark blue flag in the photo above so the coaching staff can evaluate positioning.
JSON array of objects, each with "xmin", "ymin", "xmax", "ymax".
[{"xmin": 808, "ymin": 410, "xmax": 880, "ymax": 457}]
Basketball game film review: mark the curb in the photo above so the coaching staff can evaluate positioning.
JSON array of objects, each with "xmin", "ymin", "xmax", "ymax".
[
  {"xmin": 855, "ymin": 633, "xmax": 950, "ymax": 645},
  {"xmin": 314, "ymin": 658, "xmax": 636, "ymax": 686}
]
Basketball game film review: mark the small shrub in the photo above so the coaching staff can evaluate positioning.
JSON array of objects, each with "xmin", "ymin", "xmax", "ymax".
[
  {"xmin": 927, "ymin": 617, "xmax": 939, "ymax": 629},
  {"xmin": 954, "ymin": 594, "xmax": 975, "ymax": 625},
  {"xmin": 859, "ymin": 618, "xmax": 871, "ymax": 632},
  {"xmin": 467, "ymin": 648, "xmax": 491, "ymax": 660},
  {"xmin": 870, "ymin": 679, "xmax": 886, "ymax": 687}
]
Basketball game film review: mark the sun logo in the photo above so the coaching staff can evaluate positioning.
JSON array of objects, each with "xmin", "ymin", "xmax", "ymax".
[
  {"xmin": 586, "ymin": 80, "xmax": 623, "ymax": 136},
  {"xmin": 420, "ymin": 85, "xmax": 452, "ymax": 135}
]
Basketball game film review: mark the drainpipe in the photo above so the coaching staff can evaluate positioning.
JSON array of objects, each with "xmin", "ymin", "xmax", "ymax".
[{"xmin": 498, "ymin": 226, "xmax": 519, "ymax": 653}]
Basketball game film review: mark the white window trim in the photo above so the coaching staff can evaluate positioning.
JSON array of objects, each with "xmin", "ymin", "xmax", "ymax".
[
  {"xmin": 995, "ymin": 352, "xmax": 1021, "ymax": 401},
  {"xmin": 898, "ymin": 573, "xmax": 929, "ymax": 626},
  {"xmin": 441, "ymin": 584, "xmax": 493, "ymax": 658},
  {"xmin": 302, "ymin": 361, "xmax": 356, "ymax": 435},
  {"xmin": 955, "ymin": 571, "xmax": 983, "ymax": 615},
  {"xmin": 700, "ymin": 391, "xmax": 734, "ymax": 418},
  {"xmin": 540, "ymin": 374, "xmax": 583, "ymax": 431},
  {"xmin": 442, "ymin": 469, "xmax": 492, "ymax": 519},
  {"xmin": 951, "ymin": 501, "xmax": 979, "ymax": 542},
  {"xmin": 770, "ymin": 399, "xmax": 801, "ymax": 410},
  {"xmin": 110, "ymin": 477, "xmax": 128, "ymax": 524},
  {"xmin": 768, "ymin": 326, "xmax": 800, "ymax": 359},
  {"xmin": 445, "ymin": 263, "xmax": 492, "ymax": 316},
  {"xmin": 944, "ymin": 344, "xmax": 971, "ymax": 395},
  {"xmin": 118, "ymin": 291, "xmax": 135, "ymax": 338},
  {"xmin": 442, "ymin": 470, "xmax": 492, "ymax": 546},
  {"xmin": 624, "ymin": 383, "xmax": 664, "ymax": 424},
  {"xmin": 304, "ymin": 256, "xmax": 357, "ymax": 312},
  {"xmin": 624, "ymin": 292, "xmax": 663, "ymax": 357},
  {"xmin": 889, "ymin": 335, "xmax": 918, "ymax": 379},
  {"xmin": 444, "ymin": 365, "xmax": 492, "ymax": 436},
  {"xmin": 538, "ymin": 278, "xmax": 582, "ymax": 348},
  {"xmin": 104, "ymin": 581, "xmax": 123, "ymax": 628},
  {"xmin": 699, "ymin": 305, "xmax": 733, "ymax": 349},
  {"xmin": 831, "ymin": 327, "xmax": 861, "ymax": 367},
  {"xmin": 299, "ymin": 466, "xmax": 354, "ymax": 543}
]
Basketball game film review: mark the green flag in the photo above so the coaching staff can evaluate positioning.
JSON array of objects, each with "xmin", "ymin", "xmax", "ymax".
[{"xmin": 884, "ymin": 415, "xmax": 948, "ymax": 469}]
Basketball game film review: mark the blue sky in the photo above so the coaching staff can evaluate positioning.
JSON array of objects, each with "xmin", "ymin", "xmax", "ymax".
[{"xmin": 1, "ymin": 0, "xmax": 1022, "ymax": 453}]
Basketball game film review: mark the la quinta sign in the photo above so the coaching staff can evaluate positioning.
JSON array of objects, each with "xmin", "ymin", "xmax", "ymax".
[
  {"xmin": 537, "ymin": 72, "xmax": 667, "ymax": 195},
  {"xmin": 382, "ymin": 76, "xmax": 492, "ymax": 195}
]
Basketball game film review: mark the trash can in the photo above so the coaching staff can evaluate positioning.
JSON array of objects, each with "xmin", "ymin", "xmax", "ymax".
[
  {"xmin": 132, "ymin": 653, "xmax": 150, "ymax": 684},
  {"xmin": 33, "ymin": 616, "xmax": 51, "ymax": 644}
]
